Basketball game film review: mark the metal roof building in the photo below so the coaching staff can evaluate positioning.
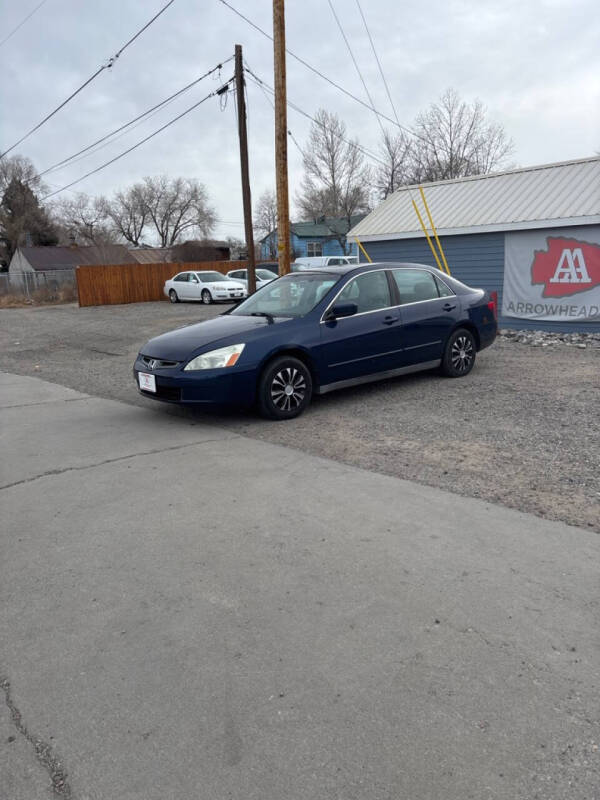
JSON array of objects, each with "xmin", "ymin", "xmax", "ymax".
[{"xmin": 349, "ymin": 157, "xmax": 600, "ymax": 332}]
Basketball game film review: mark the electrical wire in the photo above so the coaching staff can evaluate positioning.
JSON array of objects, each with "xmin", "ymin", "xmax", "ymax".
[
  {"xmin": 245, "ymin": 69, "xmax": 387, "ymax": 169},
  {"xmin": 42, "ymin": 78, "xmax": 234, "ymax": 200},
  {"xmin": 216, "ymin": 0, "xmax": 424, "ymax": 144},
  {"xmin": 244, "ymin": 59, "xmax": 304, "ymax": 157},
  {"xmin": 326, "ymin": 0, "xmax": 385, "ymax": 137},
  {"xmin": 0, "ymin": 0, "xmax": 51, "ymax": 47},
  {"xmin": 355, "ymin": 0, "xmax": 401, "ymax": 128},
  {"xmin": 0, "ymin": 0, "xmax": 177, "ymax": 159},
  {"xmin": 35, "ymin": 59, "xmax": 232, "ymax": 179}
]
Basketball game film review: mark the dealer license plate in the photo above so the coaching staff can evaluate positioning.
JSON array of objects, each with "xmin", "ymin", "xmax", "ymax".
[{"xmin": 138, "ymin": 372, "xmax": 156, "ymax": 393}]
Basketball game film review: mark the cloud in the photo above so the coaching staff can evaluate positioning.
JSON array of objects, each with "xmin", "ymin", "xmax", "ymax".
[{"xmin": 1, "ymin": 0, "xmax": 598, "ymax": 240}]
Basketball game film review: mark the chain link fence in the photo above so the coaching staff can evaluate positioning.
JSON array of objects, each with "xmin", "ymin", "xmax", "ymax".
[{"xmin": 0, "ymin": 270, "xmax": 77, "ymax": 306}]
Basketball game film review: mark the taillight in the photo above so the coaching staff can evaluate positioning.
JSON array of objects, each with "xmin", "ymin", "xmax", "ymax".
[{"xmin": 487, "ymin": 291, "xmax": 498, "ymax": 321}]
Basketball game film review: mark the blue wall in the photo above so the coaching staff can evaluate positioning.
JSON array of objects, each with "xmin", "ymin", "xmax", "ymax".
[
  {"xmin": 361, "ymin": 232, "xmax": 600, "ymax": 333},
  {"xmin": 261, "ymin": 233, "xmax": 358, "ymax": 260}
]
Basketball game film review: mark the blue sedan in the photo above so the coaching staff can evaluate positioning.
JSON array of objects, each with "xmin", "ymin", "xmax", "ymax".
[{"xmin": 134, "ymin": 263, "xmax": 497, "ymax": 419}]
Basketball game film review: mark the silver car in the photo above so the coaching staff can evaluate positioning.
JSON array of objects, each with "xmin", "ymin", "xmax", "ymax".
[{"xmin": 226, "ymin": 267, "xmax": 278, "ymax": 290}]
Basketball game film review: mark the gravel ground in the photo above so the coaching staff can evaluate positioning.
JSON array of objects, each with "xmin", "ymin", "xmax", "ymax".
[{"xmin": 1, "ymin": 301, "xmax": 599, "ymax": 531}]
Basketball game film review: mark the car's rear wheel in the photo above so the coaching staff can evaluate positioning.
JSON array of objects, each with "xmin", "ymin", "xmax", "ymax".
[
  {"xmin": 258, "ymin": 356, "xmax": 312, "ymax": 420},
  {"xmin": 169, "ymin": 289, "xmax": 179, "ymax": 303},
  {"xmin": 441, "ymin": 328, "xmax": 476, "ymax": 377}
]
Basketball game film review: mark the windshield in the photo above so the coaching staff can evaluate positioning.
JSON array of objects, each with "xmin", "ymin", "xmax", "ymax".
[
  {"xmin": 257, "ymin": 269, "xmax": 278, "ymax": 280},
  {"xmin": 231, "ymin": 273, "xmax": 339, "ymax": 318},
  {"xmin": 197, "ymin": 272, "xmax": 229, "ymax": 282}
]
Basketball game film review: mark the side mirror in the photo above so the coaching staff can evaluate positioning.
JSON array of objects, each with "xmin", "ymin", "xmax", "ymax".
[{"xmin": 324, "ymin": 301, "xmax": 358, "ymax": 321}]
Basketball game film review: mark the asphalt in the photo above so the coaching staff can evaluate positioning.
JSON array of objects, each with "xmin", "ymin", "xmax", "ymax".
[{"xmin": 1, "ymin": 372, "xmax": 599, "ymax": 800}]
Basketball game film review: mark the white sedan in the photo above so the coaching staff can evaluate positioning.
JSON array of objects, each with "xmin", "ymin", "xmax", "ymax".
[
  {"xmin": 164, "ymin": 270, "xmax": 247, "ymax": 304},
  {"xmin": 226, "ymin": 267, "xmax": 278, "ymax": 290}
]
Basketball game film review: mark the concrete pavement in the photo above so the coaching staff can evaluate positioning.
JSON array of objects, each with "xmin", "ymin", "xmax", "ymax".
[{"xmin": 1, "ymin": 372, "xmax": 598, "ymax": 799}]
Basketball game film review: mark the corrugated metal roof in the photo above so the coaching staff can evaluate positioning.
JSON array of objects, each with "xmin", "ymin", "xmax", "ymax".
[{"xmin": 350, "ymin": 157, "xmax": 600, "ymax": 241}]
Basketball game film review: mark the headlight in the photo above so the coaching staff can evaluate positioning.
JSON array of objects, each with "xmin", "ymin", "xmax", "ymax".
[{"xmin": 183, "ymin": 343, "xmax": 245, "ymax": 371}]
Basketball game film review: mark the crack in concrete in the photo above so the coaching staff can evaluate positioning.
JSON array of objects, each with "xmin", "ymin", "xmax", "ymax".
[
  {"xmin": 0, "ymin": 437, "xmax": 234, "ymax": 491},
  {"xmin": 1, "ymin": 676, "xmax": 72, "ymax": 798},
  {"xmin": 0, "ymin": 397, "xmax": 89, "ymax": 410}
]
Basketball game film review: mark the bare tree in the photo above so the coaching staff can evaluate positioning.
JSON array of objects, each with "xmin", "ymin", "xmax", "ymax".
[
  {"xmin": 407, "ymin": 88, "xmax": 514, "ymax": 182},
  {"xmin": 0, "ymin": 154, "xmax": 45, "ymax": 196},
  {"xmin": 52, "ymin": 193, "xmax": 117, "ymax": 245},
  {"xmin": 0, "ymin": 156, "xmax": 57, "ymax": 263},
  {"xmin": 138, "ymin": 176, "xmax": 216, "ymax": 247},
  {"xmin": 104, "ymin": 184, "xmax": 148, "ymax": 246},
  {"xmin": 253, "ymin": 190, "xmax": 278, "ymax": 257},
  {"xmin": 296, "ymin": 110, "xmax": 371, "ymax": 253},
  {"xmin": 375, "ymin": 130, "xmax": 412, "ymax": 199}
]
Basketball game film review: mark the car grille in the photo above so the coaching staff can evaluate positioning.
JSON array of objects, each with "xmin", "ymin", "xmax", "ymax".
[
  {"xmin": 140, "ymin": 384, "xmax": 181, "ymax": 402},
  {"xmin": 140, "ymin": 355, "xmax": 179, "ymax": 369}
]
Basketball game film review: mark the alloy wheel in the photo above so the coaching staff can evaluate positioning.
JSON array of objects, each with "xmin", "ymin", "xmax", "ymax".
[
  {"xmin": 270, "ymin": 367, "xmax": 307, "ymax": 412},
  {"xmin": 451, "ymin": 335, "xmax": 474, "ymax": 373}
]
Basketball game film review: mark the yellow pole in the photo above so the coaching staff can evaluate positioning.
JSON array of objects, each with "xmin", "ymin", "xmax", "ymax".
[
  {"xmin": 410, "ymin": 198, "xmax": 443, "ymax": 272},
  {"xmin": 354, "ymin": 236, "xmax": 372, "ymax": 263},
  {"xmin": 419, "ymin": 186, "xmax": 450, "ymax": 275}
]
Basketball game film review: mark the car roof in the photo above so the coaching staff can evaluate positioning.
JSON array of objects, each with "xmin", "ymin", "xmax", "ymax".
[{"xmin": 289, "ymin": 262, "xmax": 444, "ymax": 276}]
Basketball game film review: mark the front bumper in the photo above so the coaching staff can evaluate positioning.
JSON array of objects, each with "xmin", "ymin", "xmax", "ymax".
[
  {"xmin": 133, "ymin": 356, "xmax": 257, "ymax": 406},
  {"xmin": 214, "ymin": 291, "xmax": 246, "ymax": 301}
]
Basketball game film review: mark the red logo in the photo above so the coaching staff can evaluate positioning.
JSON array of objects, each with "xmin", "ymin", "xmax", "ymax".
[{"xmin": 531, "ymin": 237, "xmax": 600, "ymax": 298}]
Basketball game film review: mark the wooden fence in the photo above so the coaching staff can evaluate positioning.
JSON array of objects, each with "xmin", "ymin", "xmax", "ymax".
[{"xmin": 76, "ymin": 260, "xmax": 256, "ymax": 307}]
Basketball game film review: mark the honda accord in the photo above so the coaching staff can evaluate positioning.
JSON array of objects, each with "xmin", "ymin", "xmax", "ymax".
[{"xmin": 134, "ymin": 263, "xmax": 497, "ymax": 419}]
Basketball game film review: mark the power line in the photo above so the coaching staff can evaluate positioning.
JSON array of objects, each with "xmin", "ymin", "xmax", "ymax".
[
  {"xmin": 245, "ymin": 69, "xmax": 387, "ymax": 170},
  {"xmin": 42, "ymin": 78, "xmax": 234, "ymax": 200},
  {"xmin": 355, "ymin": 0, "xmax": 401, "ymax": 128},
  {"xmin": 326, "ymin": 0, "xmax": 385, "ymax": 137},
  {"xmin": 217, "ymin": 0, "xmax": 424, "ymax": 144},
  {"xmin": 243, "ymin": 59, "xmax": 304, "ymax": 157},
  {"xmin": 0, "ymin": 0, "xmax": 177, "ymax": 160},
  {"xmin": 36, "ymin": 59, "xmax": 232, "ymax": 179},
  {"xmin": 0, "ymin": 0, "xmax": 51, "ymax": 48}
]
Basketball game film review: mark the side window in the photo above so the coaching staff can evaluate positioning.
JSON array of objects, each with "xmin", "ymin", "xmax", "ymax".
[
  {"xmin": 338, "ymin": 271, "xmax": 391, "ymax": 313},
  {"xmin": 190, "ymin": 274, "xmax": 199, "ymax": 283},
  {"xmin": 328, "ymin": 258, "xmax": 343, "ymax": 266},
  {"xmin": 230, "ymin": 271, "xmax": 244, "ymax": 279},
  {"xmin": 173, "ymin": 273, "xmax": 187, "ymax": 282},
  {"xmin": 435, "ymin": 275, "xmax": 454, "ymax": 297},
  {"xmin": 392, "ymin": 269, "xmax": 439, "ymax": 304}
]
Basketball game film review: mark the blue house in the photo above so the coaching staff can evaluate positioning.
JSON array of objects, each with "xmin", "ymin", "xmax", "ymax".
[
  {"xmin": 260, "ymin": 215, "xmax": 366, "ymax": 260},
  {"xmin": 348, "ymin": 157, "xmax": 600, "ymax": 333}
]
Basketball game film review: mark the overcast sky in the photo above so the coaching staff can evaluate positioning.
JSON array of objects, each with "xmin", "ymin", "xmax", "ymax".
[{"xmin": 1, "ymin": 0, "xmax": 598, "ymax": 242}]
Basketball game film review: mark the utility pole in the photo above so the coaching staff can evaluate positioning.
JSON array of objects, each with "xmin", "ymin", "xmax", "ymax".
[
  {"xmin": 234, "ymin": 44, "xmax": 256, "ymax": 294},
  {"xmin": 273, "ymin": 0, "xmax": 291, "ymax": 275}
]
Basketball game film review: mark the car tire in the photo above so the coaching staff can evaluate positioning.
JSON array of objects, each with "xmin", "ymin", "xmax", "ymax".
[
  {"xmin": 441, "ymin": 328, "xmax": 476, "ymax": 377},
  {"xmin": 258, "ymin": 356, "xmax": 313, "ymax": 420},
  {"xmin": 201, "ymin": 289, "xmax": 212, "ymax": 305},
  {"xmin": 169, "ymin": 289, "xmax": 179, "ymax": 303}
]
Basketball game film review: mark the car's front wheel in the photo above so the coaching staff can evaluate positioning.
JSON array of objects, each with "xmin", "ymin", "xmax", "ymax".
[
  {"xmin": 169, "ymin": 289, "xmax": 179, "ymax": 303},
  {"xmin": 201, "ymin": 289, "xmax": 212, "ymax": 305},
  {"xmin": 258, "ymin": 356, "xmax": 313, "ymax": 420},
  {"xmin": 441, "ymin": 328, "xmax": 476, "ymax": 377}
]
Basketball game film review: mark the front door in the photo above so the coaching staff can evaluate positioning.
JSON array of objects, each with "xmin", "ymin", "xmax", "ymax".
[{"xmin": 319, "ymin": 270, "xmax": 402, "ymax": 385}]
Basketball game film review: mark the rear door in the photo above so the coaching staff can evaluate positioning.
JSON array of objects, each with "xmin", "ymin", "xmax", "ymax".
[
  {"xmin": 173, "ymin": 272, "xmax": 191, "ymax": 299},
  {"xmin": 391, "ymin": 269, "xmax": 461, "ymax": 365},
  {"xmin": 319, "ymin": 270, "xmax": 403, "ymax": 385}
]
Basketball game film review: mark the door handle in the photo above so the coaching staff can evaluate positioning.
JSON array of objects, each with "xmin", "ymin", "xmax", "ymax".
[
  {"xmin": 443, "ymin": 303, "xmax": 457, "ymax": 311},
  {"xmin": 382, "ymin": 315, "xmax": 399, "ymax": 325}
]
